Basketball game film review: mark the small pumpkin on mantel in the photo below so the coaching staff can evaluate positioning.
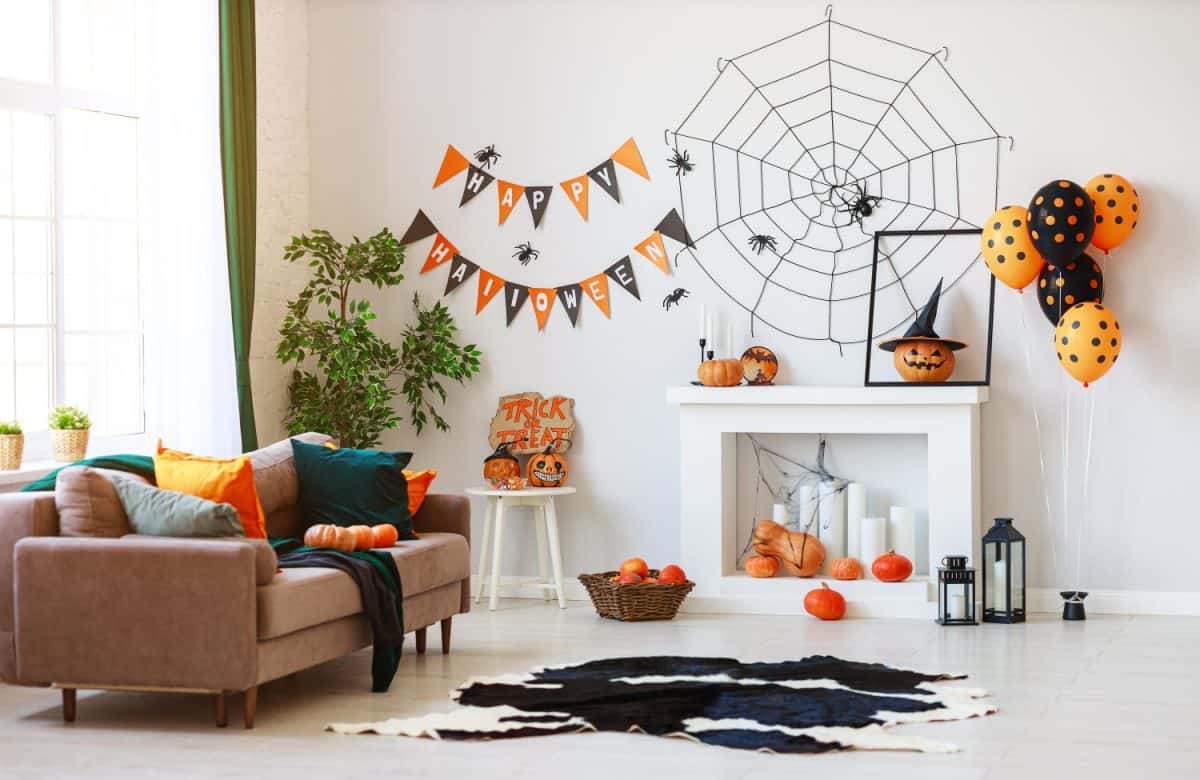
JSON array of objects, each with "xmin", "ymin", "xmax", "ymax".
[
  {"xmin": 697, "ymin": 358, "xmax": 743, "ymax": 387},
  {"xmin": 829, "ymin": 557, "xmax": 862, "ymax": 581},
  {"xmin": 878, "ymin": 278, "xmax": 967, "ymax": 383},
  {"xmin": 744, "ymin": 554, "xmax": 780, "ymax": 578},
  {"xmin": 751, "ymin": 519, "xmax": 825, "ymax": 577},
  {"xmin": 872, "ymin": 550, "xmax": 914, "ymax": 582}
]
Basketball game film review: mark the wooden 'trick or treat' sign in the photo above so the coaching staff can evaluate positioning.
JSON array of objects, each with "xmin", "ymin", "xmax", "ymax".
[{"xmin": 487, "ymin": 392, "xmax": 575, "ymax": 455}]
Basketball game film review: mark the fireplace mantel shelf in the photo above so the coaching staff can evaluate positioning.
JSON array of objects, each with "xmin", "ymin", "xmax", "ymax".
[{"xmin": 667, "ymin": 385, "xmax": 988, "ymax": 406}]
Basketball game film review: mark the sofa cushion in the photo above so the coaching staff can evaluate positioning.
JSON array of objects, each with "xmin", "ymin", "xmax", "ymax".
[
  {"xmin": 113, "ymin": 479, "xmax": 243, "ymax": 537},
  {"xmin": 290, "ymin": 439, "xmax": 415, "ymax": 539},
  {"xmin": 257, "ymin": 532, "xmax": 468, "ymax": 639},
  {"xmin": 249, "ymin": 432, "xmax": 332, "ymax": 517},
  {"xmin": 154, "ymin": 444, "xmax": 267, "ymax": 539},
  {"xmin": 55, "ymin": 466, "xmax": 151, "ymax": 538}
]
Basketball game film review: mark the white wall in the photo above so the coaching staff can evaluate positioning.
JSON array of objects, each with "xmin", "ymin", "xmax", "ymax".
[{"xmin": 294, "ymin": 0, "xmax": 1200, "ymax": 596}]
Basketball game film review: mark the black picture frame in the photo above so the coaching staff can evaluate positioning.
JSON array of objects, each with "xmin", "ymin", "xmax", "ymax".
[{"xmin": 863, "ymin": 228, "xmax": 995, "ymax": 388}]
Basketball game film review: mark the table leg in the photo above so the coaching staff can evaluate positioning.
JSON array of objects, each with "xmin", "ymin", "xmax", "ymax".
[
  {"xmin": 474, "ymin": 497, "xmax": 495, "ymax": 604},
  {"xmin": 535, "ymin": 503, "xmax": 552, "ymax": 602},
  {"xmin": 488, "ymin": 497, "xmax": 506, "ymax": 611},
  {"xmin": 544, "ymin": 498, "xmax": 566, "ymax": 609}
]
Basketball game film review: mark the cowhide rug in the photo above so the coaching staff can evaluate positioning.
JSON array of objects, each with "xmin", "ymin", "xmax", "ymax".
[{"xmin": 328, "ymin": 655, "xmax": 995, "ymax": 754}]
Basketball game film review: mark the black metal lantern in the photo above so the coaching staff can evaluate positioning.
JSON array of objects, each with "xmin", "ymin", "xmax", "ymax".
[
  {"xmin": 936, "ymin": 555, "xmax": 977, "ymax": 625},
  {"xmin": 981, "ymin": 517, "xmax": 1025, "ymax": 623}
]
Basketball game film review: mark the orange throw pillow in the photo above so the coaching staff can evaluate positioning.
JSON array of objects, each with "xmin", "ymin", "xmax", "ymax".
[
  {"xmin": 402, "ymin": 469, "xmax": 437, "ymax": 515},
  {"xmin": 153, "ymin": 442, "xmax": 268, "ymax": 539}
]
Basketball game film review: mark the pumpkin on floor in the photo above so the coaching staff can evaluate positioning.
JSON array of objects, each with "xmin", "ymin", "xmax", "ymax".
[
  {"xmin": 304, "ymin": 523, "xmax": 355, "ymax": 553},
  {"xmin": 483, "ymin": 443, "xmax": 521, "ymax": 481},
  {"xmin": 371, "ymin": 523, "xmax": 399, "ymax": 548},
  {"xmin": 872, "ymin": 550, "xmax": 913, "ymax": 583},
  {"xmin": 804, "ymin": 582, "xmax": 846, "ymax": 620},
  {"xmin": 744, "ymin": 554, "xmax": 780, "ymax": 578},
  {"xmin": 697, "ymin": 358, "xmax": 743, "ymax": 387},
  {"xmin": 526, "ymin": 444, "xmax": 569, "ymax": 487},
  {"xmin": 751, "ymin": 519, "xmax": 825, "ymax": 577},
  {"xmin": 829, "ymin": 557, "xmax": 862, "ymax": 581}
]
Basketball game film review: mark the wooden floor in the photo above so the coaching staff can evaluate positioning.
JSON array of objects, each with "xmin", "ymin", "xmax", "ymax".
[{"xmin": 3, "ymin": 600, "xmax": 1199, "ymax": 778}]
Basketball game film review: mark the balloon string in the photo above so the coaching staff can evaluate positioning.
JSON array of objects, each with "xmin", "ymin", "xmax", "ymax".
[
  {"xmin": 1018, "ymin": 299, "xmax": 1058, "ymax": 580},
  {"xmin": 1076, "ymin": 379, "xmax": 1095, "ymax": 589},
  {"xmin": 1063, "ymin": 381, "xmax": 1070, "ymax": 593}
]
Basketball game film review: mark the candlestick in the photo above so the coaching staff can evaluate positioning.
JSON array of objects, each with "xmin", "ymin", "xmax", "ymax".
[
  {"xmin": 860, "ymin": 516, "xmax": 886, "ymax": 579},
  {"xmin": 846, "ymin": 482, "xmax": 865, "ymax": 560},
  {"xmin": 888, "ymin": 506, "xmax": 917, "ymax": 564},
  {"xmin": 698, "ymin": 338, "xmax": 707, "ymax": 365}
]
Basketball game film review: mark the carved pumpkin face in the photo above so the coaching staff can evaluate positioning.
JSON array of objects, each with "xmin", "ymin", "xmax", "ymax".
[
  {"xmin": 893, "ymin": 339, "xmax": 956, "ymax": 382},
  {"xmin": 483, "ymin": 444, "xmax": 520, "ymax": 480},
  {"xmin": 527, "ymin": 449, "xmax": 568, "ymax": 487}
]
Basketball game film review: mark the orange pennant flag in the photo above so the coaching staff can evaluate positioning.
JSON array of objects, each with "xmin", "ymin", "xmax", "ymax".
[
  {"xmin": 560, "ymin": 175, "xmax": 589, "ymax": 221},
  {"xmin": 421, "ymin": 234, "xmax": 458, "ymax": 273},
  {"xmin": 581, "ymin": 273, "xmax": 610, "ymax": 318},
  {"xmin": 611, "ymin": 137, "xmax": 650, "ymax": 180},
  {"xmin": 634, "ymin": 231, "xmax": 670, "ymax": 275},
  {"xmin": 476, "ymin": 269, "xmax": 505, "ymax": 314},
  {"xmin": 529, "ymin": 287, "xmax": 556, "ymax": 331},
  {"xmin": 433, "ymin": 145, "xmax": 471, "ymax": 188},
  {"xmin": 496, "ymin": 180, "xmax": 525, "ymax": 225}
]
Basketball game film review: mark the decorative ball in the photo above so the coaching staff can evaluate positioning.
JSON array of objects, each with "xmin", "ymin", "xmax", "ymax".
[
  {"xmin": 740, "ymin": 346, "xmax": 779, "ymax": 385},
  {"xmin": 980, "ymin": 205, "xmax": 1046, "ymax": 290},
  {"xmin": 1085, "ymin": 173, "xmax": 1139, "ymax": 252},
  {"xmin": 1027, "ymin": 180, "xmax": 1096, "ymax": 264},
  {"xmin": 1037, "ymin": 254, "xmax": 1103, "ymax": 325},
  {"xmin": 1054, "ymin": 302, "xmax": 1121, "ymax": 387}
]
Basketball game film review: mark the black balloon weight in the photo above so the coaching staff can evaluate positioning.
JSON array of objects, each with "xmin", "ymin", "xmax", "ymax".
[
  {"xmin": 1037, "ymin": 253, "xmax": 1103, "ymax": 325},
  {"xmin": 1027, "ymin": 180, "xmax": 1096, "ymax": 264}
]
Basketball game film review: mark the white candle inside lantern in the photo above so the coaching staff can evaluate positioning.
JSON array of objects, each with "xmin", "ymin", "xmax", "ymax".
[
  {"xmin": 772, "ymin": 502, "xmax": 787, "ymax": 525},
  {"xmin": 846, "ymin": 482, "xmax": 865, "ymax": 560},
  {"xmin": 860, "ymin": 516, "xmax": 886, "ymax": 579},
  {"xmin": 993, "ymin": 560, "xmax": 1007, "ymax": 612},
  {"xmin": 949, "ymin": 593, "xmax": 966, "ymax": 620}
]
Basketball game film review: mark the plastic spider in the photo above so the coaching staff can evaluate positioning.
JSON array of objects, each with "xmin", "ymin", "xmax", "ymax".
[
  {"xmin": 512, "ymin": 242, "xmax": 539, "ymax": 266},
  {"xmin": 474, "ymin": 144, "xmax": 501, "ymax": 169},
  {"xmin": 747, "ymin": 234, "xmax": 777, "ymax": 255},
  {"xmin": 667, "ymin": 148, "xmax": 694, "ymax": 177},
  {"xmin": 833, "ymin": 182, "xmax": 881, "ymax": 229},
  {"xmin": 662, "ymin": 288, "xmax": 690, "ymax": 310}
]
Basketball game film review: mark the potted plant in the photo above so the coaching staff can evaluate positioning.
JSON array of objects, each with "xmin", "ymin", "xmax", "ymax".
[
  {"xmin": 49, "ymin": 406, "xmax": 91, "ymax": 463},
  {"xmin": 0, "ymin": 421, "xmax": 22, "ymax": 471}
]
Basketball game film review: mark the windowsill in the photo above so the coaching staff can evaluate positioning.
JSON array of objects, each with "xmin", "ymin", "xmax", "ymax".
[{"xmin": 0, "ymin": 460, "xmax": 60, "ymax": 490}]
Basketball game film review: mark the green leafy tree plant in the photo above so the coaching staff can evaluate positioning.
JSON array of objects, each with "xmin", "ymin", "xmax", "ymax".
[{"xmin": 277, "ymin": 228, "xmax": 481, "ymax": 448}]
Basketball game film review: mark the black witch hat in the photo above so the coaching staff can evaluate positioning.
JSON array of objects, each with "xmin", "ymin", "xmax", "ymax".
[{"xmin": 878, "ymin": 278, "xmax": 968, "ymax": 352}]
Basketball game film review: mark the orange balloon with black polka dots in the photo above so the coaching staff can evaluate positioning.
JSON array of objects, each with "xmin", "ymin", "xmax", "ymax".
[
  {"xmin": 1085, "ymin": 173, "xmax": 1139, "ymax": 252},
  {"xmin": 1054, "ymin": 302, "xmax": 1121, "ymax": 387},
  {"xmin": 980, "ymin": 205, "xmax": 1046, "ymax": 291},
  {"xmin": 1027, "ymin": 180, "xmax": 1095, "ymax": 264}
]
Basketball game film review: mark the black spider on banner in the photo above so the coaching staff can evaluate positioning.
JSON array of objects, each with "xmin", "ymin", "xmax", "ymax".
[
  {"xmin": 662, "ymin": 288, "xmax": 690, "ymax": 310},
  {"xmin": 512, "ymin": 242, "xmax": 539, "ymax": 266},
  {"xmin": 474, "ymin": 145, "xmax": 501, "ymax": 169}
]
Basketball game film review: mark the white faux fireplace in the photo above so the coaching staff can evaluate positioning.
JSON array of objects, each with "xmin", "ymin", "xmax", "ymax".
[{"xmin": 666, "ymin": 385, "xmax": 987, "ymax": 618}]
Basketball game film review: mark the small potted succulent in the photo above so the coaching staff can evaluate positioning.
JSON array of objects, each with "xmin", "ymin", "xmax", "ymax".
[
  {"xmin": 0, "ymin": 421, "xmax": 22, "ymax": 471},
  {"xmin": 48, "ymin": 406, "xmax": 91, "ymax": 463}
]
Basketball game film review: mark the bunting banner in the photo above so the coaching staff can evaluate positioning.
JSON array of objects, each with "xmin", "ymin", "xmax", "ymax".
[
  {"xmin": 430, "ymin": 137, "xmax": 650, "ymax": 227},
  {"xmin": 398, "ymin": 209, "xmax": 691, "ymax": 331}
]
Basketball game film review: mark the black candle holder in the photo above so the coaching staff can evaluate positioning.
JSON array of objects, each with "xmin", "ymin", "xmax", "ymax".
[
  {"xmin": 698, "ymin": 338, "xmax": 707, "ymax": 365},
  {"xmin": 1060, "ymin": 591, "xmax": 1088, "ymax": 621}
]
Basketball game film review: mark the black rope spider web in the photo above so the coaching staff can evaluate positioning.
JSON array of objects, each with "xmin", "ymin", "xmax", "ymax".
[{"xmin": 667, "ymin": 8, "xmax": 1010, "ymax": 353}]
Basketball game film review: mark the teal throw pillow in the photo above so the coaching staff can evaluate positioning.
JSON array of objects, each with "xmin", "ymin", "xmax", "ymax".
[
  {"xmin": 112, "ymin": 477, "xmax": 243, "ymax": 537},
  {"xmin": 290, "ymin": 439, "xmax": 415, "ymax": 540}
]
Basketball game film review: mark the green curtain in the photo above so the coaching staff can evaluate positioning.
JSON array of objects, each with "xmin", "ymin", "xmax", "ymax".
[{"xmin": 219, "ymin": 0, "xmax": 259, "ymax": 452}]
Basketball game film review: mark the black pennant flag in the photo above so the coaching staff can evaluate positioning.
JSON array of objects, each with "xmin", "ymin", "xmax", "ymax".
[
  {"xmin": 556, "ymin": 283, "xmax": 583, "ymax": 327},
  {"xmin": 399, "ymin": 209, "xmax": 438, "ymax": 245},
  {"xmin": 587, "ymin": 159, "xmax": 621, "ymax": 203},
  {"xmin": 459, "ymin": 164, "xmax": 495, "ymax": 207},
  {"xmin": 655, "ymin": 208, "xmax": 694, "ymax": 248},
  {"xmin": 605, "ymin": 256, "xmax": 641, "ymax": 300},
  {"xmin": 444, "ymin": 254, "xmax": 479, "ymax": 294},
  {"xmin": 524, "ymin": 186, "xmax": 553, "ymax": 228},
  {"xmin": 503, "ymin": 282, "xmax": 529, "ymax": 326}
]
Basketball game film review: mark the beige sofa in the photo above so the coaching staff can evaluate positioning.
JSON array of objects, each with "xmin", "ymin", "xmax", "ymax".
[{"xmin": 0, "ymin": 434, "xmax": 470, "ymax": 728}]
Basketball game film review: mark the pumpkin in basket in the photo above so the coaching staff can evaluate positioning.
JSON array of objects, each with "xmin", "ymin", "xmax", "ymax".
[
  {"xmin": 751, "ymin": 519, "xmax": 825, "ymax": 577},
  {"xmin": 304, "ymin": 523, "xmax": 355, "ymax": 552}
]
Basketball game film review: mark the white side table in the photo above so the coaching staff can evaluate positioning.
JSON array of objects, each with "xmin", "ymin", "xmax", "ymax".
[{"xmin": 466, "ymin": 486, "xmax": 575, "ymax": 611}]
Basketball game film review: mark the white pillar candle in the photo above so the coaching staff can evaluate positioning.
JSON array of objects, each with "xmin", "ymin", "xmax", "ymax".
[
  {"xmin": 699, "ymin": 304, "xmax": 707, "ymax": 343},
  {"xmin": 845, "ymin": 482, "xmax": 866, "ymax": 560},
  {"xmin": 993, "ymin": 560, "xmax": 1007, "ymax": 612},
  {"xmin": 796, "ymin": 485, "xmax": 817, "ymax": 534},
  {"xmin": 726, "ymin": 323, "xmax": 734, "ymax": 358},
  {"xmin": 818, "ymin": 481, "xmax": 846, "ymax": 569},
  {"xmin": 860, "ymin": 516, "xmax": 886, "ymax": 579},
  {"xmin": 888, "ymin": 506, "xmax": 917, "ymax": 564},
  {"xmin": 772, "ymin": 502, "xmax": 787, "ymax": 526},
  {"xmin": 949, "ymin": 593, "xmax": 966, "ymax": 620}
]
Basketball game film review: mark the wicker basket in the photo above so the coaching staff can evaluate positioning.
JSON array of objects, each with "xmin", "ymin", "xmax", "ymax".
[
  {"xmin": 578, "ymin": 570, "xmax": 695, "ymax": 621},
  {"xmin": 51, "ymin": 429, "xmax": 89, "ymax": 463},
  {"xmin": 0, "ymin": 434, "xmax": 22, "ymax": 471}
]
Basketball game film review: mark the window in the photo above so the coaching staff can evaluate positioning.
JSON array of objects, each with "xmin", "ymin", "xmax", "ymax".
[{"xmin": 0, "ymin": 0, "xmax": 144, "ymax": 452}]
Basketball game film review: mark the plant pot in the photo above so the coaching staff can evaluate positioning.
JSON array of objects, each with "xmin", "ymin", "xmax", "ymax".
[
  {"xmin": 51, "ymin": 429, "xmax": 89, "ymax": 463},
  {"xmin": 0, "ymin": 434, "xmax": 23, "ymax": 471}
]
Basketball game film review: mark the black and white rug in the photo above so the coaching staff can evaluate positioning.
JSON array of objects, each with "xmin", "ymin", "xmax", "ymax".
[{"xmin": 329, "ymin": 655, "xmax": 995, "ymax": 754}]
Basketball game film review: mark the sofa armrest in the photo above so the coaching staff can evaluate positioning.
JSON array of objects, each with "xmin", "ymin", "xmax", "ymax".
[
  {"xmin": 0, "ymin": 492, "xmax": 58, "ymax": 683},
  {"xmin": 412, "ymin": 493, "xmax": 470, "ymax": 543},
  {"xmin": 14, "ymin": 537, "xmax": 258, "ymax": 691}
]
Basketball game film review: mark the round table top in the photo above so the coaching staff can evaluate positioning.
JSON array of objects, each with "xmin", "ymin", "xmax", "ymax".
[{"xmin": 465, "ymin": 486, "xmax": 577, "ymax": 497}]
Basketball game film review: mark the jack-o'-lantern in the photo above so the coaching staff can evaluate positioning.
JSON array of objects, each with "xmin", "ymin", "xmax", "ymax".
[
  {"xmin": 878, "ymin": 278, "xmax": 966, "ymax": 383},
  {"xmin": 526, "ymin": 443, "xmax": 569, "ymax": 487},
  {"xmin": 483, "ymin": 443, "xmax": 520, "ymax": 481},
  {"xmin": 740, "ymin": 346, "xmax": 779, "ymax": 385}
]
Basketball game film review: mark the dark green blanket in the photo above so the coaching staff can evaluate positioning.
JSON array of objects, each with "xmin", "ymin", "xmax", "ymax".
[
  {"xmin": 20, "ymin": 454, "xmax": 156, "ymax": 492},
  {"xmin": 271, "ymin": 539, "xmax": 405, "ymax": 693}
]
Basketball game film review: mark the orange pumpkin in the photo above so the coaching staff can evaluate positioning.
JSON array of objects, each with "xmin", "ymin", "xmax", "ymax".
[
  {"xmin": 744, "ymin": 555, "xmax": 780, "ymax": 578},
  {"xmin": 527, "ymin": 445, "xmax": 569, "ymax": 487},
  {"xmin": 371, "ymin": 523, "xmax": 399, "ymax": 548},
  {"xmin": 803, "ymin": 582, "xmax": 846, "ymax": 620},
  {"xmin": 751, "ymin": 519, "xmax": 825, "ymax": 577},
  {"xmin": 872, "ymin": 550, "xmax": 913, "ymax": 582},
  {"xmin": 303, "ymin": 523, "xmax": 355, "ymax": 553},
  {"xmin": 697, "ymin": 358, "xmax": 743, "ymax": 387},
  {"xmin": 483, "ymin": 443, "xmax": 520, "ymax": 481},
  {"xmin": 345, "ymin": 524, "xmax": 372, "ymax": 551},
  {"xmin": 829, "ymin": 557, "xmax": 862, "ymax": 581}
]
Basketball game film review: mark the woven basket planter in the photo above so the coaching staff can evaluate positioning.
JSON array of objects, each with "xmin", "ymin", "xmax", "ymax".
[
  {"xmin": 578, "ymin": 570, "xmax": 695, "ymax": 622},
  {"xmin": 51, "ymin": 429, "xmax": 89, "ymax": 463},
  {"xmin": 0, "ymin": 434, "xmax": 23, "ymax": 471}
]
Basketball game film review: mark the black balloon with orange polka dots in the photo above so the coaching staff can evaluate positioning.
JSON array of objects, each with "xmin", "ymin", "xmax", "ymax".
[
  {"xmin": 1036, "ymin": 254, "xmax": 1104, "ymax": 325},
  {"xmin": 1027, "ymin": 180, "xmax": 1096, "ymax": 264}
]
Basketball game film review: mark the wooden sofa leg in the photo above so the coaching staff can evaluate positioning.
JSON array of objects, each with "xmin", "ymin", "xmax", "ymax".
[
  {"xmin": 62, "ymin": 688, "xmax": 76, "ymax": 723},
  {"xmin": 214, "ymin": 692, "xmax": 228, "ymax": 728},
  {"xmin": 243, "ymin": 686, "xmax": 257, "ymax": 730},
  {"xmin": 441, "ymin": 616, "xmax": 452, "ymax": 655},
  {"xmin": 415, "ymin": 627, "xmax": 427, "ymax": 655}
]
